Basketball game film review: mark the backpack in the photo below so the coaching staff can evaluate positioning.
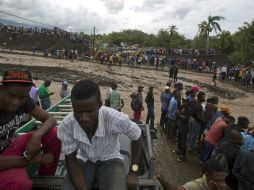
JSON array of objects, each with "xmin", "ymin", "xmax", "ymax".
[
  {"xmin": 131, "ymin": 93, "xmax": 140, "ymax": 111},
  {"xmin": 214, "ymin": 152, "xmax": 229, "ymax": 174}
]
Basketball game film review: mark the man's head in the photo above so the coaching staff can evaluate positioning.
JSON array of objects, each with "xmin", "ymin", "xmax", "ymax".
[
  {"xmin": 203, "ymin": 159, "xmax": 227, "ymax": 190},
  {"xmin": 44, "ymin": 80, "xmax": 51, "ymax": 87},
  {"xmin": 173, "ymin": 90, "xmax": 181, "ymax": 100},
  {"xmin": 181, "ymin": 98, "xmax": 188, "ymax": 108},
  {"xmin": 111, "ymin": 82, "xmax": 117, "ymax": 90},
  {"xmin": 138, "ymin": 85, "xmax": 144, "ymax": 93},
  {"xmin": 230, "ymin": 130, "xmax": 244, "ymax": 146},
  {"xmin": 237, "ymin": 116, "xmax": 249, "ymax": 130},
  {"xmin": 164, "ymin": 86, "xmax": 170, "ymax": 93},
  {"xmin": 197, "ymin": 91, "xmax": 206, "ymax": 102},
  {"xmin": 207, "ymin": 96, "xmax": 219, "ymax": 105},
  {"xmin": 166, "ymin": 81, "xmax": 171, "ymax": 87},
  {"xmin": 190, "ymin": 90, "xmax": 197, "ymax": 99},
  {"xmin": 0, "ymin": 70, "xmax": 33, "ymax": 112},
  {"xmin": 220, "ymin": 106, "xmax": 231, "ymax": 118},
  {"xmin": 148, "ymin": 85, "xmax": 154, "ymax": 92},
  {"xmin": 227, "ymin": 115, "xmax": 235, "ymax": 126},
  {"xmin": 174, "ymin": 82, "xmax": 183, "ymax": 91},
  {"xmin": 71, "ymin": 80, "xmax": 102, "ymax": 130}
]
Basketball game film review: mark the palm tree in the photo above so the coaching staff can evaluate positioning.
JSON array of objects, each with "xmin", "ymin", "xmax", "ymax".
[
  {"xmin": 206, "ymin": 15, "xmax": 225, "ymax": 47},
  {"xmin": 238, "ymin": 21, "xmax": 252, "ymax": 62},
  {"xmin": 198, "ymin": 21, "xmax": 212, "ymax": 37},
  {"xmin": 167, "ymin": 25, "xmax": 178, "ymax": 38}
]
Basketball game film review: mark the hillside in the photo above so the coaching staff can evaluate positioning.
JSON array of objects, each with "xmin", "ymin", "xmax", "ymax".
[{"xmin": 0, "ymin": 31, "xmax": 87, "ymax": 52}]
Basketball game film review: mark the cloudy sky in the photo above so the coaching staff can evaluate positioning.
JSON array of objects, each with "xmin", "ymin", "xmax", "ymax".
[{"xmin": 0, "ymin": 0, "xmax": 253, "ymax": 38}]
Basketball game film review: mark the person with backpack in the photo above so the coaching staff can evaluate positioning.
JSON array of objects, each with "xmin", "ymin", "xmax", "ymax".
[{"xmin": 130, "ymin": 85, "xmax": 144, "ymax": 121}]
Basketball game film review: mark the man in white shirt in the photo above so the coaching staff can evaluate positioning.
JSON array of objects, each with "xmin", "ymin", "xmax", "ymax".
[
  {"xmin": 220, "ymin": 66, "xmax": 227, "ymax": 81},
  {"xmin": 57, "ymin": 80, "xmax": 143, "ymax": 190}
]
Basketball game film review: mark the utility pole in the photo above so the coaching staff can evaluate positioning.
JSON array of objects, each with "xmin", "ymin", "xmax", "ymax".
[{"xmin": 92, "ymin": 26, "xmax": 95, "ymax": 56}]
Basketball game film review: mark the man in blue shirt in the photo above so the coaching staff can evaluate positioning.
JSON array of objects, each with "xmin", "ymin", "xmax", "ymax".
[
  {"xmin": 160, "ymin": 86, "xmax": 171, "ymax": 129},
  {"xmin": 167, "ymin": 90, "xmax": 180, "ymax": 139}
]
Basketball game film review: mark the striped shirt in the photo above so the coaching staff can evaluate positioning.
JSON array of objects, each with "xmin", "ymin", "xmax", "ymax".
[{"xmin": 57, "ymin": 106, "xmax": 141, "ymax": 163}]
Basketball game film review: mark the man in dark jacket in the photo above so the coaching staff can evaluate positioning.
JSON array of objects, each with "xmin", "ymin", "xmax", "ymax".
[
  {"xmin": 145, "ymin": 85, "xmax": 155, "ymax": 130},
  {"xmin": 233, "ymin": 148, "xmax": 254, "ymax": 190},
  {"xmin": 215, "ymin": 130, "xmax": 243, "ymax": 190}
]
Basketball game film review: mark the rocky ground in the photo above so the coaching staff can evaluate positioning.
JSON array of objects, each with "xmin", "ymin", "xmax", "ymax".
[{"xmin": 1, "ymin": 51, "xmax": 253, "ymax": 185}]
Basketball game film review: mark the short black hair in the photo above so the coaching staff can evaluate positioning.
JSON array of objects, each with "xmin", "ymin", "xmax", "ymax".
[
  {"xmin": 207, "ymin": 96, "xmax": 218, "ymax": 104},
  {"xmin": 203, "ymin": 159, "xmax": 225, "ymax": 175},
  {"xmin": 197, "ymin": 91, "xmax": 205, "ymax": 98},
  {"xmin": 210, "ymin": 96, "xmax": 219, "ymax": 104},
  {"xmin": 207, "ymin": 97, "xmax": 212, "ymax": 103},
  {"xmin": 111, "ymin": 82, "xmax": 117, "ymax": 90},
  {"xmin": 71, "ymin": 79, "xmax": 101, "ymax": 102},
  {"xmin": 228, "ymin": 115, "xmax": 235, "ymax": 123}
]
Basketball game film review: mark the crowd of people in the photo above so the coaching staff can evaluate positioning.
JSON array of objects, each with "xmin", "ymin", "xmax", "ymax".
[
  {"xmin": 1, "ymin": 68, "xmax": 254, "ymax": 190},
  {"xmin": 0, "ymin": 23, "xmax": 71, "ymax": 39},
  {"xmin": 156, "ymin": 81, "xmax": 254, "ymax": 190},
  {"xmin": 92, "ymin": 50, "xmax": 254, "ymax": 90}
]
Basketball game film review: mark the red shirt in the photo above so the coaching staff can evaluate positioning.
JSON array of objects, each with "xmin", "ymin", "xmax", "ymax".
[{"xmin": 205, "ymin": 117, "xmax": 227, "ymax": 145}]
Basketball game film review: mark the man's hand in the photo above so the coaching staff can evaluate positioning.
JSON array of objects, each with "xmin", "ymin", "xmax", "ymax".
[
  {"xmin": 155, "ymin": 165, "xmax": 165, "ymax": 183},
  {"xmin": 25, "ymin": 133, "xmax": 42, "ymax": 158},
  {"xmin": 28, "ymin": 153, "xmax": 54, "ymax": 165},
  {"xmin": 127, "ymin": 172, "xmax": 138, "ymax": 190}
]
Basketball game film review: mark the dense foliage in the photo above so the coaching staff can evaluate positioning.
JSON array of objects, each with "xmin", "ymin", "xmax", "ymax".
[{"xmin": 73, "ymin": 17, "xmax": 254, "ymax": 65}]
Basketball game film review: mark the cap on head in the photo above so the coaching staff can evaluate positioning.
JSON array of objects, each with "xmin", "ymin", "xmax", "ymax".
[
  {"xmin": 164, "ymin": 86, "xmax": 170, "ymax": 90},
  {"xmin": 138, "ymin": 85, "xmax": 144, "ymax": 89},
  {"xmin": 237, "ymin": 116, "xmax": 249, "ymax": 124},
  {"xmin": 191, "ymin": 86, "xmax": 200, "ymax": 93},
  {"xmin": 62, "ymin": 80, "xmax": 68, "ymax": 86},
  {"xmin": 1, "ymin": 70, "xmax": 33, "ymax": 85}
]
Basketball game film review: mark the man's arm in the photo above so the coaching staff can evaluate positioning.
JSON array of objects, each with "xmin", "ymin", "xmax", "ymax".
[
  {"xmin": 30, "ymin": 105, "xmax": 57, "ymax": 136},
  {"xmin": 0, "ymin": 156, "xmax": 27, "ymax": 170},
  {"xmin": 127, "ymin": 134, "xmax": 143, "ymax": 190},
  {"xmin": 39, "ymin": 92, "xmax": 54, "ymax": 99},
  {"xmin": 156, "ymin": 173, "xmax": 185, "ymax": 190},
  {"xmin": 66, "ymin": 151, "xmax": 88, "ymax": 190},
  {"xmin": 25, "ymin": 105, "xmax": 57, "ymax": 156},
  {"xmin": 121, "ymin": 99, "xmax": 124, "ymax": 108},
  {"xmin": 130, "ymin": 135, "xmax": 143, "ymax": 168},
  {"xmin": 39, "ymin": 87, "xmax": 53, "ymax": 99}
]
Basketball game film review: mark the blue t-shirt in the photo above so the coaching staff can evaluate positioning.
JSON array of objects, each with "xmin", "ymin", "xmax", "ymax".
[
  {"xmin": 167, "ymin": 96, "xmax": 178, "ymax": 120},
  {"xmin": 241, "ymin": 132, "xmax": 254, "ymax": 151},
  {"xmin": 161, "ymin": 92, "xmax": 171, "ymax": 111}
]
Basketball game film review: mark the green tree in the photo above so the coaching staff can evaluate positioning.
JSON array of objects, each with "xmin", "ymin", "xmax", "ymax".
[
  {"xmin": 206, "ymin": 15, "xmax": 225, "ymax": 47},
  {"xmin": 156, "ymin": 29, "xmax": 171, "ymax": 47},
  {"xmin": 167, "ymin": 25, "xmax": 178, "ymax": 38}
]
